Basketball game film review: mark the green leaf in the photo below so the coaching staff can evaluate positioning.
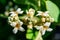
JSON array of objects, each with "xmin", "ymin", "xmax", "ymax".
[
  {"xmin": 26, "ymin": 29, "xmax": 33, "ymax": 39},
  {"xmin": 45, "ymin": 1, "xmax": 59, "ymax": 22},
  {"xmin": 33, "ymin": 31, "xmax": 38, "ymax": 40}
]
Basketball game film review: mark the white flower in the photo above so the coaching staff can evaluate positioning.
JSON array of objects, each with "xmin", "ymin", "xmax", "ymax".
[
  {"xmin": 8, "ymin": 12, "xmax": 19, "ymax": 22},
  {"xmin": 8, "ymin": 8, "xmax": 25, "ymax": 34},
  {"xmin": 44, "ymin": 22, "xmax": 51, "ymax": 27},
  {"xmin": 12, "ymin": 21, "xmax": 25, "ymax": 34},
  {"xmin": 26, "ymin": 8, "xmax": 35, "ymax": 18},
  {"xmin": 35, "ymin": 25, "xmax": 53, "ymax": 35},
  {"xmin": 16, "ymin": 8, "xmax": 24, "ymax": 14},
  {"xmin": 41, "ymin": 28, "xmax": 53, "ymax": 35},
  {"xmin": 34, "ymin": 25, "xmax": 45, "ymax": 35},
  {"xmin": 8, "ymin": 11, "xmax": 25, "ymax": 34},
  {"xmin": 34, "ymin": 25, "xmax": 46, "ymax": 35},
  {"xmin": 8, "ymin": 14, "xmax": 18, "ymax": 23},
  {"xmin": 28, "ymin": 8, "xmax": 35, "ymax": 14}
]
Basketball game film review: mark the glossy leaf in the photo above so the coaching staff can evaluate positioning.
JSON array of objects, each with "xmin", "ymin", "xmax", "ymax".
[
  {"xmin": 26, "ymin": 29, "xmax": 33, "ymax": 39},
  {"xmin": 46, "ymin": 1, "xmax": 59, "ymax": 22}
]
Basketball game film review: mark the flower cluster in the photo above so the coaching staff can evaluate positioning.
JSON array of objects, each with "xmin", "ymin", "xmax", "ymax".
[
  {"xmin": 8, "ymin": 8, "xmax": 54, "ymax": 35},
  {"xmin": 8, "ymin": 8, "xmax": 25, "ymax": 34},
  {"xmin": 35, "ymin": 11, "xmax": 54, "ymax": 35}
]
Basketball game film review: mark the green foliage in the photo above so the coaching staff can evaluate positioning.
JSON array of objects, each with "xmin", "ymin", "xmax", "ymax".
[
  {"xmin": 26, "ymin": 29, "xmax": 33, "ymax": 39},
  {"xmin": 45, "ymin": 1, "xmax": 59, "ymax": 22},
  {"xmin": 26, "ymin": 29, "xmax": 39, "ymax": 40},
  {"xmin": 13, "ymin": 0, "xmax": 40, "ymax": 10}
]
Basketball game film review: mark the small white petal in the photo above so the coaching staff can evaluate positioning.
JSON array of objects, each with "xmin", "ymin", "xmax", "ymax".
[
  {"xmin": 43, "ymin": 13, "xmax": 49, "ymax": 16},
  {"xmin": 17, "ymin": 8, "xmax": 21, "ymax": 12},
  {"xmin": 42, "ymin": 30, "xmax": 46, "ymax": 35},
  {"xmin": 44, "ymin": 22, "xmax": 51, "ymax": 27},
  {"xmin": 10, "ymin": 12, "xmax": 16, "ymax": 17},
  {"xmin": 10, "ymin": 22, "xmax": 17, "ymax": 27},
  {"xmin": 39, "ymin": 26, "xmax": 43, "ymax": 30},
  {"xmin": 19, "ymin": 27, "xmax": 25, "ymax": 32},
  {"xmin": 43, "ymin": 11, "xmax": 49, "ymax": 16},
  {"xmin": 36, "ymin": 13, "xmax": 41, "ymax": 16},
  {"xmin": 34, "ymin": 26, "xmax": 43, "ymax": 30},
  {"xmin": 18, "ymin": 11, "xmax": 23, "ymax": 14},
  {"xmin": 36, "ymin": 11, "xmax": 43, "ymax": 16},
  {"xmin": 16, "ymin": 8, "xmax": 23, "ymax": 14},
  {"xmin": 26, "ymin": 8, "xmax": 35, "ymax": 16},
  {"xmin": 19, "ymin": 21, "xmax": 23, "ymax": 25},
  {"xmin": 37, "ymin": 11, "xmax": 43, "ymax": 14},
  {"xmin": 47, "ymin": 28, "xmax": 53, "ymax": 32},
  {"xmin": 13, "ymin": 27, "xmax": 18, "ymax": 34},
  {"xmin": 29, "ymin": 8, "xmax": 35, "ymax": 12}
]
